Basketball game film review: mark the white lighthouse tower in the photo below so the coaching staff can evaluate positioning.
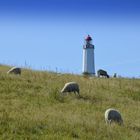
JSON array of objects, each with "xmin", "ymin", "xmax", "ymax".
[{"xmin": 82, "ymin": 35, "xmax": 95, "ymax": 75}]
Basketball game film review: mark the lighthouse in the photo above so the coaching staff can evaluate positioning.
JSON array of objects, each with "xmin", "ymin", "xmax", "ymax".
[{"xmin": 82, "ymin": 35, "xmax": 95, "ymax": 76}]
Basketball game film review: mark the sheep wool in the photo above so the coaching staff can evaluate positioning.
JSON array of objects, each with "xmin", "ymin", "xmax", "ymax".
[
  {"xmin": 61, "ymin": 82, "xmax": 80, "ymax": 95},
  {"xmin": 7, "ymin": 67, "xmax": 21, "ymax": 75},
  {"xmin": 105, "ymin": 108, "xmax": 123, "ymax": 125}
]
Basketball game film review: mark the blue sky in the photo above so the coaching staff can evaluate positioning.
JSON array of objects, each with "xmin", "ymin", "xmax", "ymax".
[{"xmin": 0, "ymin": 0, "xmax": 140, "ymax": 77}]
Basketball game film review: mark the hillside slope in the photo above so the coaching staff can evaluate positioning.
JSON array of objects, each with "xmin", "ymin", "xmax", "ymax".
[{"xmin": 0, "ymin": 65, "xmax": 140, "ymax": 140}]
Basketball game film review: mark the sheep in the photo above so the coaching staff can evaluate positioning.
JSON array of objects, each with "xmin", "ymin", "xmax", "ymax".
[
  {"xmin": 113, "ymin": 73, "xmax": 117, "ymax": 78},
  {"xmin": 7, "ymin": 67, "xmax": 21, "ymax": 75},
  {"xmin": 61, "ymin": 82, "xmax": 80, "ymax": 95},
  {"xmin": 105, "ymin": 108, "xmax": 123, "ymax": 125},
  {"xmin": 97, "ymin": 69, "xmax": 109, "ymax": 78}
]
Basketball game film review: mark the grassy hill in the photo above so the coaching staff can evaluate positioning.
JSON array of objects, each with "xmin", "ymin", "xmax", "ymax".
[{"xmin": 0, "ymin": 65, "xmax": 140, "ymax": 140}]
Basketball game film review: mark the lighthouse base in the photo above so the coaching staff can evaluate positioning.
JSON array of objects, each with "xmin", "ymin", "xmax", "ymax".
[{"xmin": 82, "ymin": 71, "xmax": 95, "ymax": 77}]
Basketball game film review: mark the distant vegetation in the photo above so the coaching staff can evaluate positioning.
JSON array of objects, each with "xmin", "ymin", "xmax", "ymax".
[{"xmin": 0, "ymin": 65, "xmax": 140, "ymax": 140}]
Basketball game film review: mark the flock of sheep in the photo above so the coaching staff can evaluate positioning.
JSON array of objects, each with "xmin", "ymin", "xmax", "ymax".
[
  {"xmin": 7, "ymin": 66, "xmax": 123, "ymax": 125},
  {"xmin": 61, "ymin": 81, "xmax": 123, "ymax": 125}
]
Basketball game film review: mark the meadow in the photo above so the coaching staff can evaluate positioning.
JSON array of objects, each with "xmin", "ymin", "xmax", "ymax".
[{"xmin": 0, "ymin": 65, "xmax": 140, "ymax": 140}]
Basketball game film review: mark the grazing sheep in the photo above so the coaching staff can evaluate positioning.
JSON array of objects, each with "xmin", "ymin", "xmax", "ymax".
[
  {"xmin": 105, "ymin": 108, "xmax": 123, "ymax": 125},
  {"xmin": 61, "ymin": 82, "xmax": 80, "ymax": 95},
  {"xmin": 7, "ymin": 67, "xmax": 21, "ymax": 75},
  {"xmin": 97, "ymin": 69, "xmax": 109, "ymax": 78}
]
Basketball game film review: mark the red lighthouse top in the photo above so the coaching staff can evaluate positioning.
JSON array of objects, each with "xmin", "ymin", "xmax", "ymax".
[
  {"xmin": 83, "ymin": 35, "xmax": 94, "ymax": 49},
  {"xmin": 85, "ymin": 35, "xmax": 92, "ymax": 41}
]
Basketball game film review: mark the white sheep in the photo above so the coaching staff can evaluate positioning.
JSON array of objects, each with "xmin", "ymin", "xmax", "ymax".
[
  {"xmin": 7, "ymin": 67, "xmax": 21, "ymax": 75},
  {"xmin": 61, "ymin": 82, "xmax": 80, "ymax": 95},
  {"xmin": 105, "ymin": 108, "xmax": 123, "ymax": 125}
]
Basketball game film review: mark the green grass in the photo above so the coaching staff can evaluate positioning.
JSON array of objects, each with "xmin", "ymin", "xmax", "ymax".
[{"xmin": 0, "ymin": 65, "xmax": 140, "ymax": 140}]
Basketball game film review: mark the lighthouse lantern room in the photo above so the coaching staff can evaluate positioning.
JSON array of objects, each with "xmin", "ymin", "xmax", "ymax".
[{"xmin": 82, "ymin": 35, "xmax": 95, "ymax": 75}]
